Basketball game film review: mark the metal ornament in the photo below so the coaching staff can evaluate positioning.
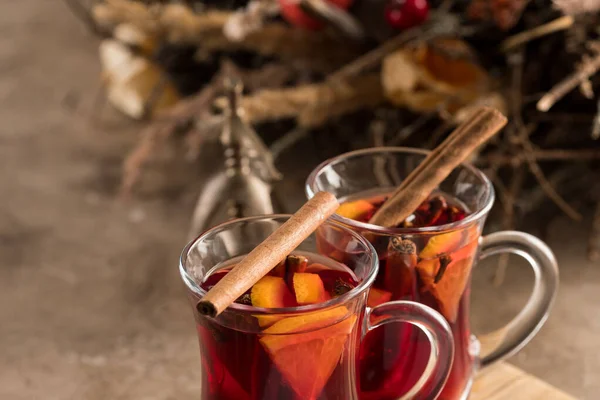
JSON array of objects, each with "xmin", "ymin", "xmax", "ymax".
[{"xmin": 188, "ymin": 79, "xmax": 283, "ymax": 240}]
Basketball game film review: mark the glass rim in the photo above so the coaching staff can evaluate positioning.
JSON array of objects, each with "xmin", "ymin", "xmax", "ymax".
[
  {"xmin": 305, "ymin": 146, "xmax": 495, "ymax": 234},
  {"xmin": 179, "ymin": 214, "xmax": 379, "ymax": 316}
]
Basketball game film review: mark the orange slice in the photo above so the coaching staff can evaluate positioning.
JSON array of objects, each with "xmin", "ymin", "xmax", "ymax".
[
  {"xmin": 260, "ymin": 307, "xmax": 357, "ymax": 400},
  {"xmin": 417, "ymin": 255, "xmax": 475, "ymax": 322},
  {"xmin": 336, "ymin": 200, "xmax": 375, "ymax": 220},
  {"xmin": 367, "ymin": 287, "xmax": 393, "ymax": 307},
  {"xmin": 420, "ymin": 230, "xmax": 464, "ymax": 259},
  {"xmin": 251, "ymin": 276, "xmax": 296, "ymax": 327},
  {"xmin": 251, "ymin": 276, "xmax": 295, "ymax": 308},
  {"xmin": 293, "ymin": 273, "xmax": 330, "ymax": 305}
]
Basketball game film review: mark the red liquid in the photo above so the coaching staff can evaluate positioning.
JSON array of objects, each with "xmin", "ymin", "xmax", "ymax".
[
  {"xmin": 195, "ymin": 255, "xmax": 361, "ymax": 400},
  {"xmin": 335, "ymin": 193, "xmax": 477, "ymax": 400}
]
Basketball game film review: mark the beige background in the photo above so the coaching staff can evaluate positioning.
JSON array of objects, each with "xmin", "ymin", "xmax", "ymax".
[{"xmin": 0, "ymin": 2, "xmax": 597, "ymax": 399}]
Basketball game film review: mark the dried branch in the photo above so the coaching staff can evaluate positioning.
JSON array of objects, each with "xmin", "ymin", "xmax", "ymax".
[
  {"xmin": 120, "ymin": 70, "xmax": 225, "ymax": 196},
  {"xmin": 94, "ymin": 0, "xmax": 356, "ymax": 72},
  {"xmin": 270, "ymin": 128, "xmax": 310, "ymax": 160},
  {"xmin": 219, "ymin": 74, "xmax": 385, "ymax": 127},
  {"xmin": 494, "ymin": 165, "xmax": 526, "ymax": 286},
  {"xmin": 327, "ymin": 12, "xmax": 460, "ymax": 82},
  {"xmin": 520, "ymin": 164, "xmax": 590, "ymax": 215},
  {"xmin": 387, "ymin": 111, "xmax": 438, "ymax": 146},
  {"xmin": 202, "ymin": 23, "xmax": 358, "ymax": 73},
  {"xmin": 502, "ymin": 47, "xmax": 583, "ymax": 221},
  {"xmin": 589, "ymin": 201, "xmax": 600, "ymax": 261},
  {"xmin": 478, "ymin": 148, "xmax": 600, "ymax": 166},
  {"xmin": 500, "ymin": 15, "xmax": 574, "ymax": 52},
  {"xmin": 185, "ymin": 116, "xmax": 224, "ymax": 160},
  {"xmin": 520, "ymin": 136, "xmax": 583, "ymax": 220},
  {"xmin": 228, "ymin": 63, "xmax": 296, "ymax": 92},
  {"xmin": 93, "ymin": 0, "xmax": 230, "ymax": 39},
  {"xmin": 592, "ymin": 98, "xmax": 600, "ymax": 139},
  {"xmin": 120, "ymin": 61, "xmax": 298, "ymax": 194},
  {"xmin": 223, "ymin": 0, "xmax": 280, "ymax": 41},
  {"xmin": 537, "ymin": 51, "xmax": 600, "ymax": 112}
]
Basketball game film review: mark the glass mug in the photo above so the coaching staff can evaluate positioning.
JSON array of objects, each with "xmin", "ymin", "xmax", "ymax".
[
  {"xmin": 180, "ymin": 215, "xmax": 455, "ymax": 400},
  {"xmin": 306, "ymin": 147, "xmax": 559, "ymax": 400}
]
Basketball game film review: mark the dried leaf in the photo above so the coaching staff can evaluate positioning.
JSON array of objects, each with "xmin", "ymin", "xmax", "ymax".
[
  {"xmin": 99, "ymin": 40, "xmax": 179, "ymax": 119},
  {"xmin": 415, "ymin": 39, "xmax": 489, "ymax": 95},
  {"xmin": 381, "ymin": 49, "xmax": 420, "ymax": 105},
  {"xmin": 381, "ymin": 39, "xmax": 492, "ymax": 114},
  {"xmin": 112, "ymin": 23, "xmax": 157, "ymax": 55}
]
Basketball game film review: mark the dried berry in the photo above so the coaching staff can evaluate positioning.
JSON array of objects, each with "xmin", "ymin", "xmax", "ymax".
[
  {"xmin": 385, "ymin": 0, "xmax": 429, "ymax": 30},
  {"xmin": 332, "ymin": 278, "xmax": 354, "ymax": 297},
  {"xmin": 434, "ymin": 254, "xmax": 453, "ymax": 284}
]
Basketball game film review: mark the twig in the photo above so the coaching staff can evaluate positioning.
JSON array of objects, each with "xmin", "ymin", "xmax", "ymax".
[
  {"xmin": 223, "ymin": 0, "xmax": 280, "ymax": 42},
  {"xmin": 371, "ymin": 118, "xmax": 386, "ymax": 147},
  {"xmin": 185, "ymin": 115, "xmax": 224, "ymax": 160},
  {"xmin": 534, "ymin": 112, "xmax": 596, "ymax": 123},
  {"xmin": 592, "ymin": 98, "xmax": 600, "ymax": 139},
  {"xmin": 519, "ymin": 164, "xmax": 589, "ymax": 215},
  {"xmin": 589, "ymin": 201, "xmax": 600, "ymax": 262},
  {"xmin": 327, "ymin": 12, "xmax": 460, "ymax": 82},
  {"xmin": 300, "ymin": 0, "xmax": 365, "ymax": 40},
  {"xmin": 120, "ymin": 60, "xmax": 303, "ymax": 194},
  {"xmin": 490, "ymin": 175, "xmax": 512, "ymax": 215},
  {"xmin": 478, "ymin": 148, "xmax": 600, "ymax": 166},
  {"xmin": 500, "ymin": 15, "xmax": 574, "ymax": 52},
  {"xmin": 270, "ymin": 127, "xmax": 310, "ymax": 160},
  {"xmin": 120, "ymin": 69, "xmax": 226, "ymax": 196},
  {"xmin": 93, "ymin": 0, "xmax": 229, "ymax": 38},
  {"xmin": 537, "ymin": 51, "xmax": 600, "ymax": 112},
  {"xmin": 424, "ymin": 121, "xmax": 452, "ymax": 149},
  {"xmin": 387, "ymin": 111, "xmax": 437, "ymax": 146},
  {"xmin": 232, "ymin": 63, "xmax": 295, "ymax": 92},
  {"xmin": 218, "ymin": 74, "xmax": 384, "ymax": 127},
  {"xmin": 508, "ymin": 46, "xmax": 582, "ymax": 222},
  {"xmin": 202, "ymin": 23, "xmax": 358, "ymax": 73},
  {"xmin": 63, "ymin": 0, "xmax": 107, "ymax": 36},
  {"xmin": 520, "ymin": 136, "xmax": 583, "ymax": 220},
  {"xmin": 140, "ymin": 74, "xmax": 169, "ymax": 120},
  {"xmin": 493, "ymin": 166, "xmax": 525, "ymax": 286},
  {"xmin": 508, "ymin": 50, "xmax": 525, "ymax": 127}
]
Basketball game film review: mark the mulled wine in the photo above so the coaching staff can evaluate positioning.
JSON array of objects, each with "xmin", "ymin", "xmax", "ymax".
[
  {"xmin": 334, "ymin": 192, "xmax": 478, "ymax": 400},
  {"xmin": 196, "ymin": 253, "xmax": 362, "ymax": 400}
]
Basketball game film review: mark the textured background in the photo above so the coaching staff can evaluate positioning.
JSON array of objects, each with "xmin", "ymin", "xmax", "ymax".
[{"xmin": 0, "ymin": 2, "xmax": 597, "ymax": 399}]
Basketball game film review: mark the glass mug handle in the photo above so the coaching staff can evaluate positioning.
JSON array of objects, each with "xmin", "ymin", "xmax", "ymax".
[
  {"xmin": 364, "ymin": 301, "xmax": 455, "ymax": 400},
  {"xmin": 477, "ymin": 231, "xmax": 559, "ymax": 367}
]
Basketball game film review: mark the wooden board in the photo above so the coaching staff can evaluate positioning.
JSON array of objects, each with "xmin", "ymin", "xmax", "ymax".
[{"xmin": 471, "ymin": 362, "xmax": 576, "ymax": 400}]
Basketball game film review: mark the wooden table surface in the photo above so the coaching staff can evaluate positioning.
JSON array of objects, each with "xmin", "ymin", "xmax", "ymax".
[{"xmin": 471, "ymin": 362, "xmax": 576, "ymax": 400}]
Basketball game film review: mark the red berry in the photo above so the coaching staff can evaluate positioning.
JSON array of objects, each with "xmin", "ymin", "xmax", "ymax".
[
  {"xmin": 279, "ymin": 0, "xmax": 354, "ymax": 30},
  {"xmin": 385, "ymin": 0, "xmax": 429, "ymax": 30}
]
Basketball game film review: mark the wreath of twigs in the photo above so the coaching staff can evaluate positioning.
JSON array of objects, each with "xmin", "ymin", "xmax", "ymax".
[{"xmin": 66, "ymin": 0, "xmax": 600, "ymax": 272}]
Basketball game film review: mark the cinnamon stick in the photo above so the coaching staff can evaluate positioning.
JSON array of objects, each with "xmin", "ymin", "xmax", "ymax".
[
  {"xmin": 369, "ymin": 106, "xmax": 507, "ymax": 228},
  {"xmin": 197, "ymin": 191, "xmax": 339, "ymax": 317}
]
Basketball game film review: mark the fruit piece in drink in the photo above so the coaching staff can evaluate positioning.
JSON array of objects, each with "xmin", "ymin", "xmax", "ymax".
[
  {"xmin": 251, "ymin": 276, "xmax": 297, "ymax": 326},
  {"xmin": 336, "ymin": 199, "xmax": 376, "ymax": 220},
  {"xmin": 293, "ymin": 273, "xmax": 331, "ymax": 305},
  {"xmin": 260, "ymin": 306, "xmax": 357, "ymax": 400}
]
